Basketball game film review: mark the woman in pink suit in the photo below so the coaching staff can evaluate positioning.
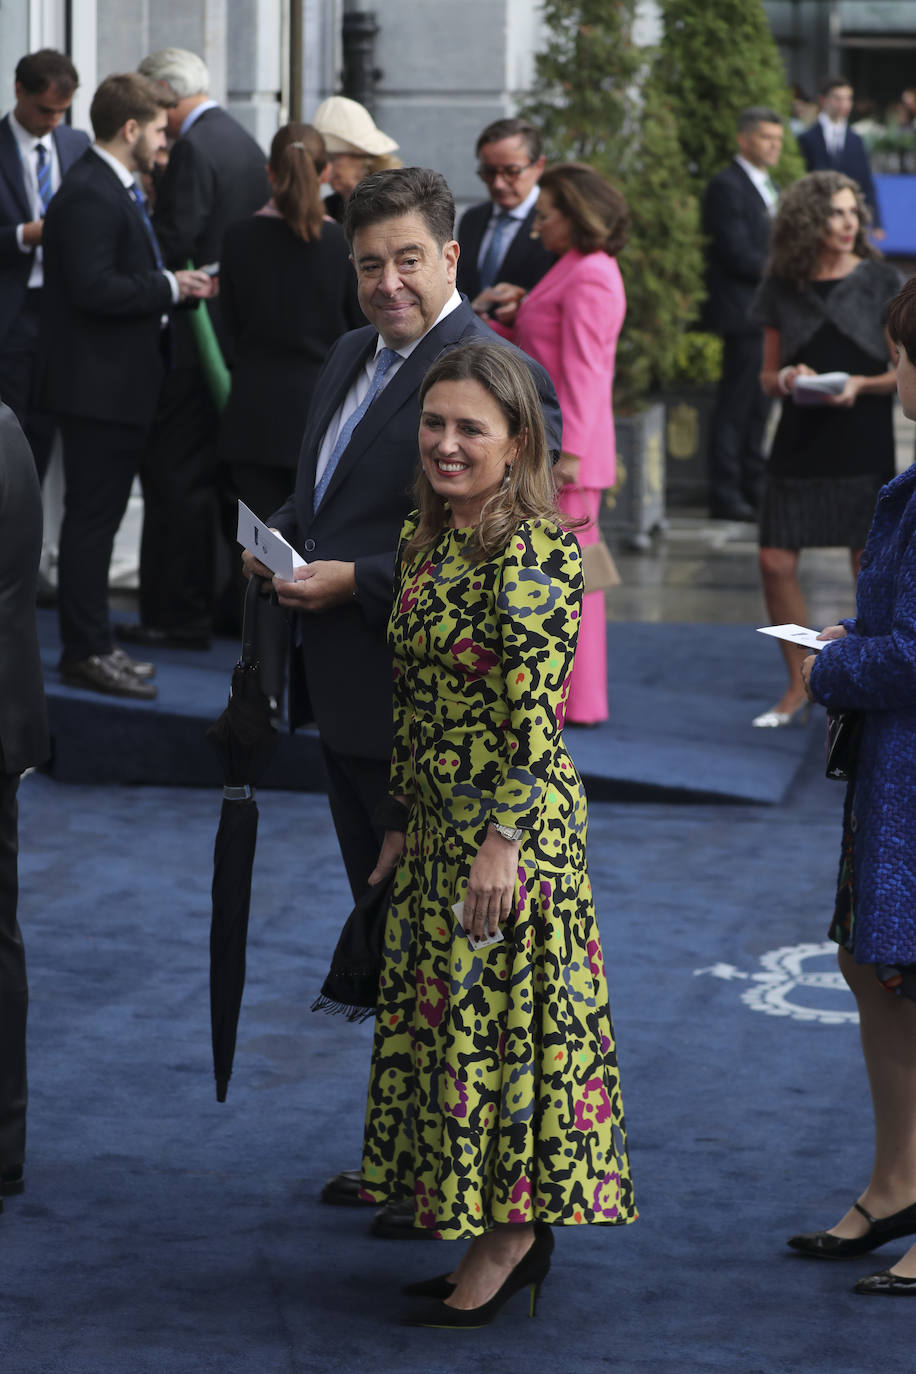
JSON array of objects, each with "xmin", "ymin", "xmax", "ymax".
[{"xmin": 474, "ymin": 163, "xmax": 628, "ymax": 724}]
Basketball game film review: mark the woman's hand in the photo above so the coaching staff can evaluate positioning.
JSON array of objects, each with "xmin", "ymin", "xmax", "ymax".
[
  {"xmin": 553, "ymin": 453, "xmax": 581, "ymax": 490},
  {"xmin": 825, "ymin": 375, "xmax": 863, "ymax": 408},
  {"xmin": 470, "ymin": 282, "xmax": 525, "ymax": 320},
  {"xmin": 368, "ymin": 830, "xmax": 404, "ymax": 886},
  {"xmin": 817, "ymin": 624, "xmax": 847, "ymax": 641},
  {"xmin": 800, "ymin": 653, "xmax": 817, "ymax": 701},
  {"xmin": 462, "ymin": 827, "xmax": 520, "ymax": 939}
]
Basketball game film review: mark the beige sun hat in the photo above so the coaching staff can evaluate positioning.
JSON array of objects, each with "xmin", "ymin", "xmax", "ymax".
[{"xmin": 311, "ymin": 96, "xmax": 399, "ymax": 157}]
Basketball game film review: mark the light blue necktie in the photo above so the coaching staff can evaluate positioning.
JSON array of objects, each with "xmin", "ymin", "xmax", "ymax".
[
  {"xmin": 128, "ymin": 183, "xmax": 164, "ymax": 269},
  {"xmin": 35, "ymin": 143, "xmax": 52, "ymax": 212},
  {"xmin": 314, "ymin": 347, "xmax": 399, "ymax": 510},
  {"xmin": 478, "ymin": 211, "xmax": 513, "ymax": 289}
]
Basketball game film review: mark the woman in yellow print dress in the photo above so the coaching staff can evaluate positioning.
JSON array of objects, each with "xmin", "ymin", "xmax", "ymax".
[{"xmin": 362, "ymin": 341, "xmax": 635, "ymax": 1327}]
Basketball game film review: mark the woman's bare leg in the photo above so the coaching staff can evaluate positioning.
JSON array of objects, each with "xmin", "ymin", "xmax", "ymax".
[
  {"xmin": 758, "ymin": 545, "xmax": 808, "ymax": 712},
  {"xmin": 822, "ymin": 947, "xmax": 916, "ymax": 1273}
]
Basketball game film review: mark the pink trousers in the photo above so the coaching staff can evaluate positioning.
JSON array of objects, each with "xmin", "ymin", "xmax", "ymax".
[{"xmin": 556, "ymin": 485, "xmax": 608, "ymax": 724}]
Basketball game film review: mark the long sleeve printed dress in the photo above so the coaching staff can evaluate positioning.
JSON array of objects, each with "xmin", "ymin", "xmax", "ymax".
[{"xmin": 359, "ymin": 513, "xmax": 635, "ymax": 1237}]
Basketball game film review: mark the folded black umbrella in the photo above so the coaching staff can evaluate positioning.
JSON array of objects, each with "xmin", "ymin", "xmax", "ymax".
[
  {"xmin": 312, "ymin": 873, "xmax": 394, "ymax": 1023},
  {"xmin": 206, "ymin": 576, "xmax": 277, "ymax": 1101}
]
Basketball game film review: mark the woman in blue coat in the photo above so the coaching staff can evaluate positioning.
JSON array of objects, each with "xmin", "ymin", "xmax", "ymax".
[{"xmin": 792, "ymin": 275, "xmax": 916, "ymax": 1295}]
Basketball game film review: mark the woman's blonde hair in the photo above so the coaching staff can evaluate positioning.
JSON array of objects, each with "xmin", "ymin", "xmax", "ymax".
[
  {"xmin": 405, "ymin": 341, "xmax": 565, "ymax": 563},
  {"xmin": 766, "ymin": 170, "xmax": 878, "ymax": 288}
]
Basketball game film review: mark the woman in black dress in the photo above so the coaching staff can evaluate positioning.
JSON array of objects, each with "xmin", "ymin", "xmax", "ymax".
[
  {"xmin": 218, "ymin": 122, "xmax": 364, "ymax": 522},
  {"xmin": 752, "ymin": 171, "xmax": 899, "ymax": 727}
]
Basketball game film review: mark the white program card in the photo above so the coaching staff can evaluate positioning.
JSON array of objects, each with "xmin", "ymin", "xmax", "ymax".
[
  {"xmin": 452, "ymin": 900, "xmax": 505, "ymax": 951},
  {"xmin": 236, "ymin": 500, "xmax": 307, "ymax": 582},
  {"xmin": 757, "ymin": 624, "xmax": 829, "ymax": 652}
]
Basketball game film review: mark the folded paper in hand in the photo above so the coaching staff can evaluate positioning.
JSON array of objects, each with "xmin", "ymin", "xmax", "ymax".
[
  {"xmin": 236, "ymin": 500, "xmax": 307, "ymax": 582},
  {"xmin": 757, "ymin": 623, "xmax": 827, "ymax": 652},
  {"xmin": 793, "ymin": 371, "xmax": 849, "ymax": 407}
]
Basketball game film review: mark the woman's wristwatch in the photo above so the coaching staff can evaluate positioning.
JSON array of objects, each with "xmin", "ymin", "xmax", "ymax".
[{"xmin": 490, "ymin": 822, "xmax": 524, "ymax": 842}]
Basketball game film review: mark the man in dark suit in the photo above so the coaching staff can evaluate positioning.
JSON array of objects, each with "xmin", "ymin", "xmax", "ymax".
[
  {"xmin": 456, "ymin": 117, "xmax": 555, "ymax": 304},
  {"xmin": 798, "ymin": 75, "xmax": 882, "ymax": 230},
  {"xmin": 242, "ymin": 168, "xmax": 561, "ymax": 1233},
  {"xmin": 703, "ymin": 107, "xmax": 784, "ymax": 521},
  {"xmin": 38, "ymin": 73, "xmax": 215, "ymax": 699},
  {"xmin": 0, "ymin": 50, "xmax": 89, "ymax": 481},
  {"xmin": 115, "ymin": 48, "xmax": 270, "ymax": 652},
  {"xmin": 0, "ymin": 403, "xmax": 49, "ymax": 1209}
]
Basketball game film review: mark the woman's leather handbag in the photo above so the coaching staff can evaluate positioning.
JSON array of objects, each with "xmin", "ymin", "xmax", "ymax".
[
  {"xmin": 825, "ymin": 709, "xmax": 862, "ymax": 781},
  {"xmin": 582, "ymin": 538, "xmax": 621, "ymax": 594}
]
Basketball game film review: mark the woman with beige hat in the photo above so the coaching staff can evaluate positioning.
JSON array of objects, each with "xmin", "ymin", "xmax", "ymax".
[{"xmin": 311, "ymin": 95, "xmax": 401, "ymax": 222}]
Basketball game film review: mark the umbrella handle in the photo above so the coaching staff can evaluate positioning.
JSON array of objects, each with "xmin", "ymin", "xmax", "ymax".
[{"xmin": 241, "ymin": 574, "xmax": 267, "ymax": 666}]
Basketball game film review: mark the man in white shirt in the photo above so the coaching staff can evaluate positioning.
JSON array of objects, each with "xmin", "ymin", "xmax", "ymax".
[
  {"xmin": 0, "ymin": 50, "xmax": 89, "ymax": 481},
  {"xmin": 456, "ymin": 118, "xmax": 556, "ymax": 304},
  {"xmin": 798, "ymin": 75, "xmax": 882, "ymax": 231},
  {"xmin": 702, "ymin": 107, "xmax": 784, "ymax": 520}
]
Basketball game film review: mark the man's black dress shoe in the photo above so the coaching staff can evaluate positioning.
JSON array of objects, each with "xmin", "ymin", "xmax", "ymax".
[
  {"xmin": 787, "ymin": 1199, "xmax": 916, "ymax": 1259},
  {"xmin": 109, "ymin": 646, "xmax": 156, "ymax": 680},
  {"xmin": 320, "ymin": 1169, "xmax": 376, "ymax": 1207},
  {"xmin": 371, "ymin": 1197, "xmax": 435, "ymax": 1240},
  {"xmin": 0, "ymin": 1166, "xmax": 22, "ymax": 1196},
  {"xmin": 59, "ymin": 653, "xmax": 157, "ymax": 700},
  {"xmin": 116, "ymin": 622, "xmax": 211, "ymax": 651},
  {"xmin": 853, "ymin": 1268, "xmax": 916, "ymax": 1295}
]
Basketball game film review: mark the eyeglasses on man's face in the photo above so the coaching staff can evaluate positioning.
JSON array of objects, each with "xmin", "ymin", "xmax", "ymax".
[{"xmin": 477, "ymin": 161, "xmax": 537, "ymax": 184}]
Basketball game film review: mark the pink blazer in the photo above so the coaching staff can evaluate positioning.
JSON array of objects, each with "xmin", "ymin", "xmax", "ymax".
[{"xmin": 490, "ymin": 248, "xmax": 626, "ymax": 488}]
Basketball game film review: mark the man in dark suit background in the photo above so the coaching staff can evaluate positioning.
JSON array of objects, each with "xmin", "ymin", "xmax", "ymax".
[
  {"xmin": 0, "ymin": 50, "xmax": 89, "ymax": 482},
  {"xmin": 39, "ymin": 73, "xmax": 215, "ymax": 700},
  {"xmin": 115, "ymin": 48, "xmax": 270, "ymax": 652},
  {"xmin": 798, "ymin": 74, "xmax": 883, "ymax": 230},
  {"xmin": 242, "ymin": 167, "xmax": 560, "ymax": 1233},
  {"xmin": 703, "ymin": 107, "xmax": 784, "ymax": 521},
  {"xmin": 0, "ymin": 403, "xmax": 50, "ymax": 1209},
  {"xmin": 456, "ymin": 117, "xmax": 556, "ymax": 305}
]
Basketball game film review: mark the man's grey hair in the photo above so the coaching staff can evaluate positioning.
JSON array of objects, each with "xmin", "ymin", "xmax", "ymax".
[
  {"xmin": 738, "ymin": 106, "xmax": 783, "ymax": 134},
  {"xmin": 138, "ymin": 48, "xmax": 209, "ymax": 100}
]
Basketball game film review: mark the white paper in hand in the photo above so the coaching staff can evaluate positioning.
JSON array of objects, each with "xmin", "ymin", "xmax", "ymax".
[
  {"xmin": 757, "ymin": 623, "xmax": 828, "ymax": 652},
  {"xmin": 236, "ymin": 500, "xmax": 307, "ymax": 581},
  {"xmin": 793, "ymin": 372, "xmax": 849, "ymax": 407}
]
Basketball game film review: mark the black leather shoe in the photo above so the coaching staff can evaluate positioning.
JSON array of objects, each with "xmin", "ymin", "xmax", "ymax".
[
  {"xmin": 403, "ymin": 1226, "xmax": 552, "ymax": 1327},
  {"xmin": 854, "ymin": 1268, "xmax": 916, "ymax": 1294},
  {"xmin": 371, "ymin": 1197, "xmax": 435, "ymax": 1240},
  {"xmin": 403, "ymin": 1221, "xmax": 553, "ymax": 1296},
  {"xmin": 109, "ymin": 646, "xmax": 156, "ymax": 680},
  {"xmin": 60, "ymin": 653, "xmax": 157, "ymax": 700},
  {"xmin": 0, "ymin": 1166, "xmax": 22, "ymax": 1197},
  {"xmin": 788, "ymin": 1199, "xmax": 916, "ymax": 1259},
  {"xmin": 115, "ymin": 622, "xmax": 211, "ymax": 651},
  {"xmin": 320, "ymin": 1169, "xmax": 376, "ymax": 1207}
]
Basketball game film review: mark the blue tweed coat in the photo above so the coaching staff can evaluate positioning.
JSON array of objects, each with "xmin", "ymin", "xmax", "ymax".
[{"xmin": 810, "ymin": 462, "xmax": 916, "ymax": 965}]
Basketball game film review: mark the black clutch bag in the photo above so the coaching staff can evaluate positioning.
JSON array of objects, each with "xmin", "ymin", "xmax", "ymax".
[
  {"xmin": 311, "ymin": 872, "xmax": 394, "ymax": 1022},
  {"xmin": 825, "ymin": 709, "xmax": 863, "ymax": 781}
]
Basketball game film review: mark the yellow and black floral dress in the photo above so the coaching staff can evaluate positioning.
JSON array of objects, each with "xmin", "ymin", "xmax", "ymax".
[{"xmin": 360, "ymin": 514, "xmax": 635, "ymax": 1238}]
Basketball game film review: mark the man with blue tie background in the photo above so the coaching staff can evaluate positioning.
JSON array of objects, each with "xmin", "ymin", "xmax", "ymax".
[
  {"xmin": 0, "ymin": 50, "xmax": 88, "ymax": 483},
  {"xmin": 38, "ymin": 73, "xmax": 215, "ymax": 701}
]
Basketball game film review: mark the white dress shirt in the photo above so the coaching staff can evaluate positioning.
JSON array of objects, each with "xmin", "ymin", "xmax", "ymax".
[
  {"xmin": 475, "ymin": 182, "xmax": 540, "ymax": 275},
  {"xmin": 818, "ymin": 111, "xmax": 848, "ymax": 158},
  {"xmin": 314, "ymin": 289, "xmax": 463, "ymax": 490},
  {"xmin": 9, "ymin": 109, "xmax": 61, "ymax": 287}
]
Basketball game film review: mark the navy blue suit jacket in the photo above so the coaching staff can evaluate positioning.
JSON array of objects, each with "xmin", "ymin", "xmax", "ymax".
[
  {"xmin": 0, "ymin": 117, "xmax": 89, "ymax": 345},
  {"xmin": 456, "ymin": 200, "xmax": 556, "ymax": 299},
  {"xmin": 269, "ymin": 298, "xmax": 562, "ymax": 760},
  {"xmin": 702, "ymin": 161, "xmax": 771, "ymax": 335},
  {"xmin": 797, "ymin": 122, "xmax": 882, "ymax": 228}
]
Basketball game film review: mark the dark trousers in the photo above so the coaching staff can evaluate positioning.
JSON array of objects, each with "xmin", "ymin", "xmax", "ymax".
[
  {"xmin": 708, "ymin": 330, "xmax": 770, "ymax": 511},
  {"xmin": 0, "ymin": 291, "xmax": 57, "ymax": 482},
  {"xmin": 57, "ymin": 415, "xmax": 147, "ymax": 660},
  {"xmin": 138, "ymin": 366, "xmax": 219, "ymax": 633},
  {"xmin": 0, "ymin": 773, "xmax": 27, "ymax": 1171},
  {"xmin": 320, "ymin": 743, "xmax": 390, "ymax": 903}
]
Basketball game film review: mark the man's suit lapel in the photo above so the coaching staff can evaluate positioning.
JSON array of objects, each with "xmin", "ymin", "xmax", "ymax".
[
  {"xmin": 315, "ymin": 304, "xmax": 473, "ymax": 515},
  {"xmin": 499, "ymin": 206, "xmax": 538, "ymax": 282},
  {"xmin": 0, "ymin": 117, "xmax": 31, "ymax": 221},
  {"xmin": 300, "ymin": 331, "xmax": 376, "ymax": 520},
  {"xmin": 52, "ymin": 127, "xmax": 81, "ymax": 177}
]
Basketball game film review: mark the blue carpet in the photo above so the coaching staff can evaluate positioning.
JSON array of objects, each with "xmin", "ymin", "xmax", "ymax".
[
  {"xmin": 0, "ymin": 739, "xmax": 908, "ymax": 1373},
  {"xmin": 40, "ymin": 612, "xmax": 804, "ymax": 804}
]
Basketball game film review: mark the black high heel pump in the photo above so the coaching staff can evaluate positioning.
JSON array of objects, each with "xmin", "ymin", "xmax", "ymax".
[
  {"xmin": 402, "ymin": 1220, "xmax": 553, "ymax": 1299},
  {"xmin": 402, "ymin": 1223, "xmax": 553, "ymax": 1328}
]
